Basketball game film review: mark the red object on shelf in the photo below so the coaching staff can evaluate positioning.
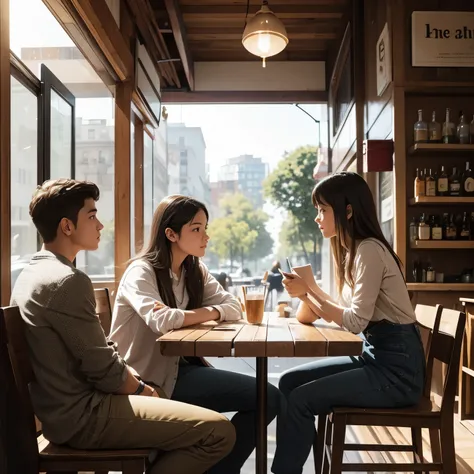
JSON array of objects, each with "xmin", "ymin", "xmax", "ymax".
[{"xmin": 363, "ymin": 139, "xmax": 394, "ymax": 172}]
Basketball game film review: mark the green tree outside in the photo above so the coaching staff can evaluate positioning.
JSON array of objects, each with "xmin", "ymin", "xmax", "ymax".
[{"xmin": 264, "ymin": 145, "xmax": 322, "ymax": 271}]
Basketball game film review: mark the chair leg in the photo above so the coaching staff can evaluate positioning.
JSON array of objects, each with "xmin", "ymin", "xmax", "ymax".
[
  {"xmin": 429, "ymin": 427, "xmax": 441, "ymax": 468},
  {"xmin": 440, "ymin": 424, "xmax": 457, "ymax": 474},
  {"xmin": 122, "ymin": 459, "xmax": 145, "ymax": 474},
  {"xmin": 411, "ymin": 427, "xmax": 423, "ymax": 474},
  {"xmin": 313, "ymin": 415, "xmax": 327, "ymax": 474},
  {"xmin": 329, "ymin": 415, "xmax": 346, "ymax": 474}
]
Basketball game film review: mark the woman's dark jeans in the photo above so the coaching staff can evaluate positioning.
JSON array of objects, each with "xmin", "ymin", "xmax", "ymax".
[{"xmin": 271, "ymin": 321, "xmax": 426, "ymax": 474}]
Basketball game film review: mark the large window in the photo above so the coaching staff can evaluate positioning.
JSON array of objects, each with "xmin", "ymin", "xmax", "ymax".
[
  {"xmin": 10, "ymin": 76, "xmax": 38, "ymax": 287},
  {"xmin": 11, "ymin": 0, "xmax": 116, "ymax": 280}
]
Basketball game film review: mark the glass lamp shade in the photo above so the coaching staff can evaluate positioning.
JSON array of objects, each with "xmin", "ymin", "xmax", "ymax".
[{"xmin": 242, "ymin": 5, "xmax": 289, "ymax": 59}]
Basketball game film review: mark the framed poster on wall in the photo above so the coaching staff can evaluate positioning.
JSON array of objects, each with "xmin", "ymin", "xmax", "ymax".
[{"xmin": 412, "ymin": 11, "xmax": 474, "ymax": 67}]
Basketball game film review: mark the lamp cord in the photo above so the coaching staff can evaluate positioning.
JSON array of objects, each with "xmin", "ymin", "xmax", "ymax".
[{"xmin": 244, "ymin": 0, "xmax": 250, "ymax": 26}]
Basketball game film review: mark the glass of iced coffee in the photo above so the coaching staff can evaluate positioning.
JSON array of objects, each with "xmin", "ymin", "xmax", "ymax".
[{"xmin": 242, "ymin": 285, "xmax": 266, "ymax": 325}]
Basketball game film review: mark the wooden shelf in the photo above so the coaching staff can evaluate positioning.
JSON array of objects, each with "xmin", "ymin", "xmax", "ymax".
[
  {"xmin": 409, "ymin": 196, "xmax": 474, "ymax": 205},
  {"xmin": 407, "ymin": 283, "xmax": 474, "ymax": 292},
  {"xmin": 410, "ymin": 241, "xmax": 474, "ymax": 249},
  {"xmin": 408, "ymin": 143, "xmax": 474, "ymax": 154}
]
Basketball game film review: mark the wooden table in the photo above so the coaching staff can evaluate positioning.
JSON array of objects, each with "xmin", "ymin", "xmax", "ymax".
[
  {"xmin": 460, "ymin": 298, "xmax": 474, "ymax": 420},
  {"xmin": 158, "ymin": 312, "xmax": 363, "ymax": 474}
]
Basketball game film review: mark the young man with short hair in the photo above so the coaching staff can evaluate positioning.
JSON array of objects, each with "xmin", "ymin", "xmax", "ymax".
[{"xmin": 11, "ymin": 179, "xmax": 235, "ymax": 474}]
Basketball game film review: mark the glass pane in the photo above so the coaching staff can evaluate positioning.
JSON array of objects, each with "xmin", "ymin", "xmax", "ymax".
[
  {"xmin": 50, "ymin": 89, "xmax": 72, "ymax": 179},
  {"xmin": 130, "ymin": 120, "xmax": 135, "ymax": 256},
  {"xmin": 11, "ymin": 76, "xmax": 38, "ymax": 288},
  {"xmin": 143, "ymin": 133, "xmax": 153, "ymax": 247},
  {"xmin": 75, "ymin": 98, "xmax": 115, "ymax": 280}
]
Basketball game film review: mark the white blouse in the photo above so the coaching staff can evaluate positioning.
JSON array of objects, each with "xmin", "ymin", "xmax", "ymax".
[
  {"xmin": 109, "ymin": 259, "xmax": 242, "ymax": 397},
  {"xmin": 341, "ymin": 238, "xmax": 416, "ymax": 334}
]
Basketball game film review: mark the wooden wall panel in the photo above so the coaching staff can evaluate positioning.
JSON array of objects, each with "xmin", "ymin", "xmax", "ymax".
[
  {"xmin": 0, "ymin": 0, "xmax": 10, "ymax": 306},
  {"xmin": 364, "ymin": 0, "xmax": 393, "ymax": 135}
]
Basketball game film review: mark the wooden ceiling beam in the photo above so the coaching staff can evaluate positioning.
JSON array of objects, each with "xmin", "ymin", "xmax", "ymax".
[
  {"xmin": 161, "ymin": 89, "xmax": 328, "ymax": 104},
  {"xmin": 163, "ymin": 0, "xmax": 195, "ymax": 90},
  {"xmin": 188, "ymin": 32, "xmax": 337, "ymax": 41},
  {"xmin": 69, "ymin": 0, "xmax": 134, "ymax": 80},
  {"xmin": 189, "ymin": 40, "xmax": 329, "ymax": 50},
  {"xmin": 180, "ymin": 0, "xmax": 347, "ymax": 4},
  {"xmin": 192, "ymin": 50, "xmax": 327, "ymax": 61},
  {"xmin": 181, "ymin": 5, "xmax": 344, "ymax": 18}
]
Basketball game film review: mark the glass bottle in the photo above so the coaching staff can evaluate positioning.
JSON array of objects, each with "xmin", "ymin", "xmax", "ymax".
[
  {"xmin": 470, "ymin": 115, "xmax": 474, "ymax": 144},
  {"xmin": 428, "ymin": 111, "xmax": 441, "ymax": 143},
  {"xmin": 442, "ymin": 213, "xmax": 449, "ymax": 240},
  {"xmin": 426, "ymin": 264, "xmax": 435, "ymax": 283},
  {"xmin": 425, "ymin": 169, "xmax": 436, "ymax": 197},
  {"xmin": 418, "ymin": 213, "xmax": 430, "ymax": 240},
  {"xmin": 449, "ymin": 167, "xmax": 461, "ymax": 196},
  {"xmin": 414, "ymin": 109, "xmax": 428, "ymax": 144},
  {"xmin": 437, "ymin": 165, "xmax": 448, "ymax": 196},
  {"xmin": 446, "ymin": 214, "xmax": 457, "ymax": 240},
  {"xmin": 442, "ymin": 108, "xmax": 456, "ymax": 144},
  {"xmin": 431, "ymin": 215, "xmax": 442, "ymax": 240},
  {"xmin": 457, "ymin": 112, "xmax": 470, "ymax": 144},
  {"xmin": 461, "ymin": 162, "xmax": 474, "ymax": 196},
  {"xmin": 414, "ymin": 168, "xmax": 425, "ymax": 198},
  {"xmin": 413, "ymin": 259, "xmax": 422, "ymax": 283},
  {"xmin": 409, "ymin": 217, "xmax": 418, "ymax": 243},
  {"xmin": 460, "ymin": 212, "xmax": 470, "ymax": 240},
  {"xmin": 470, "ymin": 211, "xmax": 474, "ymax": 240}
]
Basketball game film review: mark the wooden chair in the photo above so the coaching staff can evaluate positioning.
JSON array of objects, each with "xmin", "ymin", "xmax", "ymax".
[
  {"xmin": 315, "ymin": 304, "xmax": 466, "ymax": 473},
  {"xmin": 0, "ymin": 306, "xmax": 151, "ymax": 474},
  {"xmin": 94, "ymin": 287, "xmax": 113, "ymax": 336}
]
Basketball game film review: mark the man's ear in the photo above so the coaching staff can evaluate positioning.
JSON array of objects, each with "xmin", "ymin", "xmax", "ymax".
[
  {"xmin": 346, "ymin": 204, "xmax": 353, "ymax": 220},
  {"xmin": 59, "ymin": 218, "xmax": 73, "ymax": 236},
  {"xmin": 165, "ymin": 227, "xmax": 177, "ymax": 242}
]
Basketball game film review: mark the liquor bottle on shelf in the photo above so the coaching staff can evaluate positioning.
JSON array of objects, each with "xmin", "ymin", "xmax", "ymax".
[
  {"xmin": 457, "ymin": 111, "xmax": 470, "ymax": 144},
  {"xmin": 470, "ymin": 211, "xmax": 474, "ymax": 240},
  {"xmin": 449, "ymin": 167, "xmax": 461, "ymax": 196},
  {"xmin": 409, "ymin": 217, "xmax": 418, "ymax": 243},
  {"xmin": 446, "ymin": 214, "xmax": 457, "ymax": 240},
  {"xmin": 430, "ymin": 215, "xmax": 442, "ymax": 240},
  {"xmin": 442, "ymin": 213, "xmax": 449, "ymax": 239},
  {"xmin": 442, "ymin": 108, "xmax": 456, "ymax": 144},
  {"xmin": 418, "ymin": 213, "xmax": 430, "ymax": 240},
  {"xmin": 414, "ymin": 109, "xmax": 428, "ymax": 143},
  {"xmin": 426, "ymin": 263, "xmax": 435, "ymax": 283},
  {"xmin": 461, "ymin": 162, "xmax": 474, "ymax": 196},
  {"xmin": 460, "ymin": 212, "xmax": 470, "ymax": 240},
  {"xmin": 425, "ymin": 169, "xmax": 436, "ymax": 197},
  {"xmin": 413, "ymin": 259, "xmax": 422, "ymax": 283},
  {"xmin": 414, "ymin": 168, "xmax": 425, "ymax": 198},
  {"xmin": 436, "ymin": 165, "xmax": 448, "ymax": 196},
  {"xmin": 470, "ymin": 115, "xmax": 474, "ymax": 144},
  {"xmin": 428, "ymin": 111, "xmax": 441, "ymax": 143}
]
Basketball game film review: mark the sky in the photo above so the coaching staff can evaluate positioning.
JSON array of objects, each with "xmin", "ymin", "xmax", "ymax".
[{"xmin": 166, "ymin": 104, "xmax": 327, "ymax": 181}]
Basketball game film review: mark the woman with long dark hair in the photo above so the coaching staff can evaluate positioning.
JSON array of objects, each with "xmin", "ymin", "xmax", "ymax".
[
  {"xmin": 110, "ymin": 195, "xmax": 281, "ymax": 474},
  {"xmin": 271, "ymin": 172, "xmax": 425, "ymax": 474}
]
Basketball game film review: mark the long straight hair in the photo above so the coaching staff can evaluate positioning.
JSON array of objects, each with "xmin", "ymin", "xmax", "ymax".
[
  {"xmin": 135, "ymin": 195, "xmax": 209, "ymax": 309},
  {"xmin": 312, "ymin": 172, "xmax": 403, "ymax": 296}
]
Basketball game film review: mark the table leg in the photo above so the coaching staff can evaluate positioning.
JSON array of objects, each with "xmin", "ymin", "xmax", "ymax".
[{"xmin": 256, "ymin": 356, "xmax": 268, "ymax": 474}]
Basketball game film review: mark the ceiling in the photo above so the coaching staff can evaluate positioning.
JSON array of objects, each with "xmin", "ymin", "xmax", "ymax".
[{"xmin": 151, "ymin": 0, "xmax": 351, "ymax": 91}]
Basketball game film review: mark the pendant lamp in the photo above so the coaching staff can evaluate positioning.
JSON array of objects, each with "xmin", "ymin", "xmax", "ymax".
[{"xmin": 242, "ymin": 1, "xmax": 289, "ymax": 67}]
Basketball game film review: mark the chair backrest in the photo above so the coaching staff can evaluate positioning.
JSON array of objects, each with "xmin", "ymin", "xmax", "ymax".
[
  {"xmin": 94, "ymin": 287, "xmax": 113, "ymax": 336},
  {"xmin": 0, "ymin": 307, "xmax": 39, "ymax": 471},
  {"xmin": 415, "ymin": 303, "xmax": 466, "ymax": 419}
]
